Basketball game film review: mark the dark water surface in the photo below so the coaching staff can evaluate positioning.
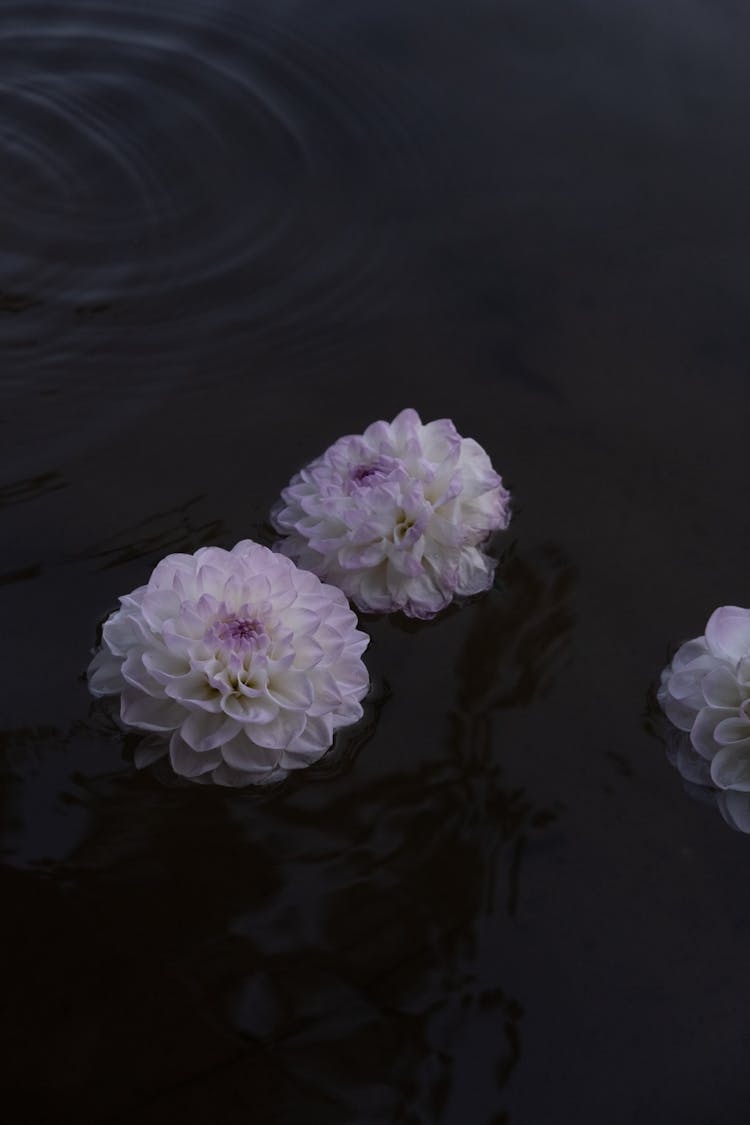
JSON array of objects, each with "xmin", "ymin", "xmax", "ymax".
[{"xmin": 4, "ymin": 0, "xmax": 750, "ymax": 1120}]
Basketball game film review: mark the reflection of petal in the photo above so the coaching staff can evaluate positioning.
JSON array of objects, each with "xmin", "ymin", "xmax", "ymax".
[
  {"xmin": 455, "ymin": 544, "xmax": 574, "ymax": 713},
  {"xmin": 665, "ymin": 733, "xmax": 713, "ymax": 787},
  {"xmin": 717, "ymin": 790, "xmax": 750, "ymax": 833},
  {"xmin": 132, "ymin": 737, "xmax": 168, "ymax": 770},
  {"xmin": 169, "ymin": 732, "xmax": 222, "ymax": 777},
  {"xmin": 710, "ymin": 741, "xmax": 750, "ymax": 791},
  {"xmin": 661, "ymin": 692, "xmax": 698, "ymax": 732}
]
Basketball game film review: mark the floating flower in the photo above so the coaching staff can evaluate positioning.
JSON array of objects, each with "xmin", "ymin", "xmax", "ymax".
[
  {"xmin": 657, "ymin": 605, "xmax": 750, "ymax": 792},
  {"xmin": 272, "ymin": 408, "xmax": 511, "ymax": 619},
  {"xmin": 88, "ymin": 541, "xmax": 370, "ymax": 787}
]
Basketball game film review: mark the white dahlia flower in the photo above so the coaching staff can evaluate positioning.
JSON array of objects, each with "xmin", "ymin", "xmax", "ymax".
[
  {"xmin": 658, "ymin": 605, "xmax": 750, "ymax": 792},
  {"xmin": 88, "ymin": 541, "xmax": 370, "ymax": 787},
  {"xmin": 271, "ymin": 408, "xmax": 511, "ymax": 619}
]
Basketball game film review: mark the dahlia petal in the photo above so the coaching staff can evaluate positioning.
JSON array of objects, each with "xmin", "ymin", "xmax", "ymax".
[
  {"xmin": 690, "ymin": 706, "xmax": 735, "ymax": 760},
  {"xmin": 250, "ymin": 711, "xmax": 307, "ymax": 750},
  {"xmin": 220, "ymin": 694, "xmax": 278, "ymax": 723},
  {"xmin": 667, "ymin": 658, "xmax": 716, "ymax": 700},
  {"xmin": 660, "ymin": 692, "xmax": 699, "ymax": 732},
  {"xmin": 140, "ymin": 589, "xmax": 181, "ymax": 631},
  {"xmin": 671, "ymin": 638, "xmax": 710, "ymax": 670},
  {"xmin": 220, "ymin": 733, "xmax": 279, "ymax": 773},
  {"xmin": 87, "ymin": 649, "xmax": 125, "ymax": 696},
  {"xmin": 121, "ymin": 652, "xmax": 165, "ymax": 698},
  {"xmin": 714, "ymin": 716, "xmax": 750, "ymax": 746},
  {"xmin": 454, "ymin": 546, "xmax": 495, "ymax": 596},
  {"xmin": 169, "ymin": 732, "xmax": 223, "ymax": 777},
  {"xmin": 180, "ymin": 709, "xmax": 240, "ymax": 752},
  {"xmin": 705, "ymin": 606, "xmax": 750, "ymax": 663},
  {"xmin": 266, "ymin": 669, "xmax": 315, "ymax": 711},
  {"xmin": 288, "ymin": 713, "xmax": 335, "ymax": 754},
  {"xmin": 164, "ymin": 671, "xmax": 222, "ymax": 712},
  {"xmin": 121, "ymin": 688, "xmax": 184, "ymax": 732},
  {"xmin": 102, "ymin": 608, "xmax": 152, "ymax": 656}
]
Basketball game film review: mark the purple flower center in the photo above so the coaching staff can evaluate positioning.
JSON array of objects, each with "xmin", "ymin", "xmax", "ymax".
[
  {"xmin": 351, "ymin": 458, "xmax": 391, "ymax": 486},
  {"xmin": 209, "ymin": 615, "xmax": 267, "ymax": 652}
]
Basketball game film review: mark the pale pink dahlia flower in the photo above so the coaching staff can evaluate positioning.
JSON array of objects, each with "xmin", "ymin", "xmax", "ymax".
[
  {"xmin": 658, "ymin": 605, "xmax": 750, "ymax": 792},
  {"xmin": 88, "ymin": 541, "xmax": 370, "ymax": 786},
  {"xmin": 272, "ymin": 409, "xmax": 511, "ymax": 619}
]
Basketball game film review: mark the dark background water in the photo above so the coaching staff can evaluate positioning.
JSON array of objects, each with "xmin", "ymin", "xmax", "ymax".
[{"xmin": 3, "ymin": 0, "xmax": 750, "ymax": 1120}]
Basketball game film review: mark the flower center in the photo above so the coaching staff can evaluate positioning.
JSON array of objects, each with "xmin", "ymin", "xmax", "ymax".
[
  {"xmin": 351, "ymin": 458, "xmax": 391, "ymax": 486},
  {"xmin": 208, "ymin": 615, "xmax": 267, "ymax": 652}
]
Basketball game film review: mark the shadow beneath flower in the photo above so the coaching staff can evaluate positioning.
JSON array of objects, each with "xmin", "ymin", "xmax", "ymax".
[{"xmin": 455, "ymin": 540, "xmax": 575, "ymax": 712}]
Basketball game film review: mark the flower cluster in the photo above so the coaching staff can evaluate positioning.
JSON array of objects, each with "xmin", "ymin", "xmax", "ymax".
[
  {"xmin": 658, "ymin": 605, "xmax": 750, "ymax": 792},
  {"xmin": 88, "ymin": 541, "xmax": 370, "ymax": 787},
  {"xmin": 272, "ymin": 408, "xmax": 511, "ymax": 619}
]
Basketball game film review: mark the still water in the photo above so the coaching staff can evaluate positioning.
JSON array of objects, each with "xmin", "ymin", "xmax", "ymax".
[{"xmin": 3, "ymin": 0, "xmax": 750, "ymax": 1120}]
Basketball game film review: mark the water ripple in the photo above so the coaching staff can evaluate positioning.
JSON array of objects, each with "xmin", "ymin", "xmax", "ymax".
[{"xmin": 0, "ymin": 0, "xmax": 422, "ymax": 321}]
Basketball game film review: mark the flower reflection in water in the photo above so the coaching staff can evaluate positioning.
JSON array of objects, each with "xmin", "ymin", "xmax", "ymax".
[
  {"xmin": 659, "ymin": 726, "xmax": 750, "ymax": 834},
  {"xmin": 654, "ymin": 605, "xmax": 750, "ymax": 833},
  {"xmin": 3, "ymin": 541, "xmax": 574, "ymax": 1119},
  {"xmin": 215, "ymin": 541, "xmax": 574, "ymax": 1118},
  {"xmin": 657, "ymin": 605, "xmax": 750, "ymax": 830}
]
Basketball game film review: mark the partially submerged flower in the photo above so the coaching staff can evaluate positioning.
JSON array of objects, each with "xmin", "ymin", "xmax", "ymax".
[
  {"xmin": 663, "ymin": 726, "xmax": 750, "ymax": 834},
  {"xmin": 88, "ymin": 541, "xmax": 370, "ymax": 786},
  {"xmin": 658, "ymin": 605, "xmax": 750, "ymax": 792},
  {"xmin": 272, "ymin": 408, "xmax": 511, "ymax": 619}
]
